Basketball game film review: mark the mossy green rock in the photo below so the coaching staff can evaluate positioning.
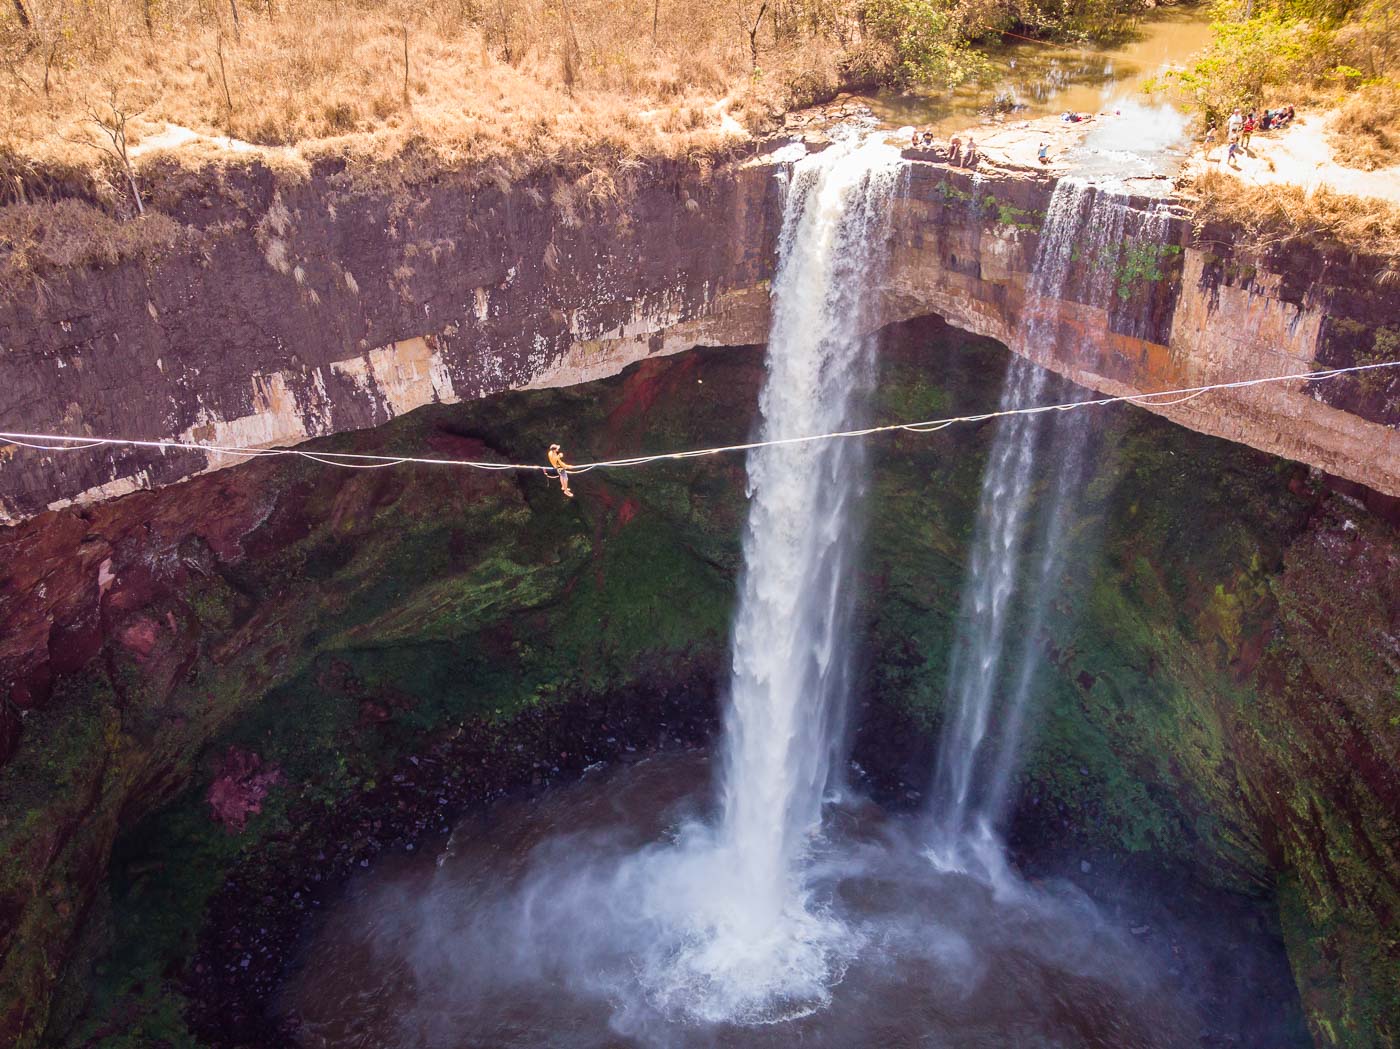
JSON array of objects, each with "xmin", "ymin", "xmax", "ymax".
[{"xmin": 2, "ymin": 318, "xmax": 1396, "ymax": 1047}]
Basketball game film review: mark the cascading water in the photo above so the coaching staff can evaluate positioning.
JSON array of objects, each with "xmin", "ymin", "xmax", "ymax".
[
  {"xmin": 280, "ymin": 159, "xmax": 1293, "ymax": 1049},
  {"xmin": 928, "ymin": 179, "xmax": 1171, "ymax": 872},
  {"xmin": 616, "ymin": 131, "xmax": 907, "ymax": 1025},
  {"xmin": 716, "ymin": 132, "xmax": 903, "ymax": 938}
]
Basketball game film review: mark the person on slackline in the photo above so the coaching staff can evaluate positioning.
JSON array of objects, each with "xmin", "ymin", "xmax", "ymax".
[{"xmin": 547, "ymin": 444, "xmax": 575, "ymax": 498}]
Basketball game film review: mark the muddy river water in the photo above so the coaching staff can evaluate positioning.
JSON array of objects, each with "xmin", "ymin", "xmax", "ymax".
[{"xmin": 864, "ymin": 5, "xmax": 1213, "ymax": 134}]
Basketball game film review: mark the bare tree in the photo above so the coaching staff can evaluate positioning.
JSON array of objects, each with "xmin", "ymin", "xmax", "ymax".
[
  {"xmin": 401, "ymin": 24, "xmax": 410, "ymax": 109},
  {"xmin": 492, "ymin": 0, "xmax": 514, "ymax": 64},
  {"xmin": 229, "ymin": 0, "xmax": 242, "ymax": 41},
  {"xmin": 40, "ymin": 35, "xmax": 57, "ymax": 94},
  {"xmin": 743, "ymin": 2, "xmax": 768, "ymax": 71},
  {"xmin": 10, "ymin": 0, "xmax": 31, "ymax": 31},
  {"xmin": 557, "ymin": 0, "xmax": 581, "ymax": 93},
  {"xmin": 215, "ymin": 27, "xmax": 234, "ymax": 121},
  {"xmin": 75, "ymin": 89, "xmax": 146, "ymax": 216}
]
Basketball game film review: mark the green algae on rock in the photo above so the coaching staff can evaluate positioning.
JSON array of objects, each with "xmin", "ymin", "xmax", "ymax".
[{"xmin": 1, "ymin": 318, "xmax": 1397, "ymax": 1047}]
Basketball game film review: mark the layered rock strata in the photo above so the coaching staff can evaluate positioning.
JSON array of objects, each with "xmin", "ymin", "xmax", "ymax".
[{"xmin": 3, "ymin": 140, "xmax": 1399, "ymax": 524}]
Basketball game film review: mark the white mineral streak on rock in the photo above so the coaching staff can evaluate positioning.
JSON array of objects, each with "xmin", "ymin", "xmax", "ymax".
[
  {"xmin": 330, "ymin": 337, "xmax": 457, "ymax": 418},
  {"xmin": 182, "ymin": 372, "xmax": 313, "ymax": 452},
  {"xmin": 523, "ymin": 285, "xmax": 770, "ymax": 391},
  {"xmin": 47, "ymin": 468, "xmax": 157, "ymax": 512}
]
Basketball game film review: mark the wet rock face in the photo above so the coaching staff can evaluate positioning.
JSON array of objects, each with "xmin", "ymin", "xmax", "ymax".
[
  {"xmin": 0, "ymin": 156, "xmax": 782, "ymax": 522},
  {"xmin": 0, "ymin": 331, "xmax": 1396, "ymax": 1042}
]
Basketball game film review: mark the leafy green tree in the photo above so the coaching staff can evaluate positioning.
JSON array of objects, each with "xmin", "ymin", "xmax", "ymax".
[
  {"xmin": 861, "ymin": 0, "xmax": 988, "ymax": 86},
  {"xmin": 1164, "ymin": 10, "xmax": 1334, "ymax": 120}
]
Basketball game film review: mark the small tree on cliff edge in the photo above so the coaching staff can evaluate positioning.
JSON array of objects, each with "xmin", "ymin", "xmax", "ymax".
[{"xmin": 74, "ymin": 88, "xmax": 146, "ymax": 216}]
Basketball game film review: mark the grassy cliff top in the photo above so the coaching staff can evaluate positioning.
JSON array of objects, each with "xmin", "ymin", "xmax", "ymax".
[
  {"xmin": 1, "ymin": 0, "xmax": 794, "ymax": 190},
  {"xmin": 0, "ymin": 0, "xmax": 1168, "ymax": 198}
]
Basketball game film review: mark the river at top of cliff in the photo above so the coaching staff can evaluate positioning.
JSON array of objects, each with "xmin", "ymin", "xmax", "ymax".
[{"xmin": 862, "ymin": 5, "xmax": 1211, "ymax": 137}]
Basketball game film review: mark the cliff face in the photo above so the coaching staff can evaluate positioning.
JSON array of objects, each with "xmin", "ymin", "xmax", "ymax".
[
  {"xmin": 0, "ymin": 321, "xmax": 1395, "ymax": 1048},
  {"xmin": 2, "ymin": 139, "xmax": 1399, "ymax": 1047},
  {"xmin": 3, "ymin": 142, "xmax": 1399, "ymax": 527},
  {"xmin": 0, "ymin": 153, "xmax": 779, "ymax": 522},
  {"xmin": 878, "ymin": 164, "xmax": 1400, "ymax": 496},
  {"xmin": 0, "ymin": 345, "xmax": 760, "ymax": 1046}
]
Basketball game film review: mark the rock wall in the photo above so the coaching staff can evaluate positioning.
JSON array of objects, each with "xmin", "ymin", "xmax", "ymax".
[
  {"xmin": 3, "ymin": 143, "xmax": 1400, "ymax": 525},
  {"xmin": 878, "ymin": 163, "xmax": 1400, "ymax": 496},
  {"xmin": 0, "ymin": 152, "xmax": 780, "ymax": 523},
  {"xmin": 0, "ymin": 323, "xmax": 1395, "ymax": 1047}
]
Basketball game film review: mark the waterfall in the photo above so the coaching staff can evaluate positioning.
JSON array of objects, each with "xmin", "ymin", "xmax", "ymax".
[
  {"xmin": 928, "ymin": 179, "xmax": 1168, "ymax": 869},
  {"xmin": 717, "ymin": 133, "xmax": 903, "ymax": 918},
  {"xmin": 600, "ymin": 132, "xmax": 906, "ymax": 1025}
]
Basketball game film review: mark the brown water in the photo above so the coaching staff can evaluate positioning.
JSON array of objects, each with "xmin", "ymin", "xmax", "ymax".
[
  {"xmin": 865, "ymin": 6, "xmax": 1212, "ymax": 134},
  {"xmin": 280, "ymin": 751, "xmax": 1297, "ymax": 1049}
]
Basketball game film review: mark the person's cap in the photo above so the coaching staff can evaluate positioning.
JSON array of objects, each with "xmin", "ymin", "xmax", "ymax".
[{"xmin": 550, "ymin": 443, "xmax": 560, "ymax": 450}]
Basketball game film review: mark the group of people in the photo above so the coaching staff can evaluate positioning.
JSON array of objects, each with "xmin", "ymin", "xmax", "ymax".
[
  {"xmin": 1205, "ymin": 104, "xmax": 1295, "ymax": 166},
  {"xmin": 908, "ymin": 128, "xmax": 979, "ymax": 168}
]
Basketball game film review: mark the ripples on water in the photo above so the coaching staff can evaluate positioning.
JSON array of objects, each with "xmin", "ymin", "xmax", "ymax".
[{"xmin": 281, "ymin": 752, "xmax": 1231, "ymax": 1049}]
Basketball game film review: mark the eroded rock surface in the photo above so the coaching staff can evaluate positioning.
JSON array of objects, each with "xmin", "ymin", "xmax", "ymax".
[
  {"xmin": 1, "ymin": 324, "xmax": 1395, "ymax": 1048},
  {"xmin": 2, "ymin": 141, "xmax": 1399, "ymax": 525}
]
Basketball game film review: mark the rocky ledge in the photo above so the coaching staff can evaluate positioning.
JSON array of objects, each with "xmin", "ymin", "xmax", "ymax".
[{"xmin": 2, "ymin": 116, "xmax": 1399, "ymax": 524}]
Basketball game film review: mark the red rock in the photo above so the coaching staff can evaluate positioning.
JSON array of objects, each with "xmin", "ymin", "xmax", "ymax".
[
  {"xmin": 118, "ymin": 618, "xmax": 161, "ymax": 660},
  {"xmin": 358, "ymin": 700, "xmax": 392, "ymax": 726},
  {"xmin": 207, "ymin": 747, "xmax": 284, "ymax": 833}
]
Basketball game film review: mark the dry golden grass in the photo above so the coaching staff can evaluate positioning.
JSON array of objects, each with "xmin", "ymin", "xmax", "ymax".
[
  {"xmin": 1185, "ymin": 168, "xmax": 1400, "ymax": 261},
  {"xmin": 0, "ymin": 197, "xmax": 185, "ymax": 282},
  {"xmin": 1, "ymin": 0, "xmax": 854, "ymax": 193},
  {"xmin": 1328, "ymin": 82, "xmax": 1400, "ymax": 171}
]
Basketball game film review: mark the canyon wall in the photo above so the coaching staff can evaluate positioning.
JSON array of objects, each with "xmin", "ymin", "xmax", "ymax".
[
  {"xmin": 2, "ymin": 139, "xmax": 1399, "ymax": 1047},
  {"xmin": 3, "ymin": 140, "xmax": 1399, "ymax": 528},
  {"xmin": 0, "ymin": 151, "xmax": 780, "ymax": 523},
  {"xmin": 880, "ymin": 162, "xmax": 1400, "ymax": 498},
  {"xmin": 2, "ymin": 327, "xmax": 1394, "ymax": 1048}
]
